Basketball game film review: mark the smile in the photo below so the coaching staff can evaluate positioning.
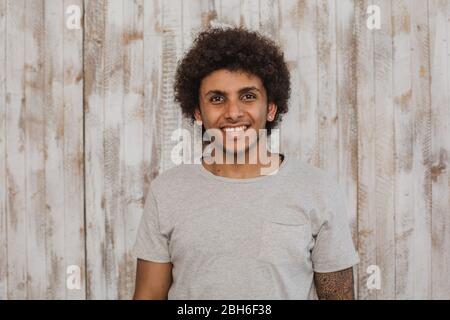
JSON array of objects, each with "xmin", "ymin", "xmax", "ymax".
[{"xmin": 222, "ymin": 125, "xmax": 249, "ymax": 133}]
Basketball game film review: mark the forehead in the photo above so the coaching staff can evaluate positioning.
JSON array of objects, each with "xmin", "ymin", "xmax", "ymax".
[{"xmin": 199, "ymin": 69, "xmax": 264, "ymax": 93}]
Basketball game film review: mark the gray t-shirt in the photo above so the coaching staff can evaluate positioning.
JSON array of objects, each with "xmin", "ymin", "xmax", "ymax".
[{"xmin": 132, "ymin": 152, "xmax": 360, "ymax": 299}]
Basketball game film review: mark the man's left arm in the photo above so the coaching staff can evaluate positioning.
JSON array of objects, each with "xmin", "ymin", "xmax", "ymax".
[{"xmin": 313, "ymin": 267, "xmax": 355, "ymax": 300}]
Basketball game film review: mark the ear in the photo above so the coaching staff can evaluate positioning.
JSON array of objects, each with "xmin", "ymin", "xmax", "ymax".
[
  {"xmin": 267, "ymin": 102, "xmax": 277, "ymax": 122},
  {"xmin": 194, "ymin": 107, "xmax": 203, "ymax": 123}
]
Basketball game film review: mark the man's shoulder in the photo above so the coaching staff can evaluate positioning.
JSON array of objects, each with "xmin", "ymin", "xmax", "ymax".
[
  {"xmin": 287, "ymin": 156, "xmax": 335, "ymax": 186},
  {"xmin": 149, "ymin": 162, "xmax": 200, "ymax": 195}
]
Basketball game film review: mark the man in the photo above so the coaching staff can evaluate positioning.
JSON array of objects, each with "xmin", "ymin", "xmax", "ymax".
[{"xmin": 132, "ymin": 27, "xmax": 359, "ymax": 300}]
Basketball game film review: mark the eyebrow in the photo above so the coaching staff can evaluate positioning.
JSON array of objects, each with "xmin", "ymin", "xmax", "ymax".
[{"xmin": 204, "ymin": 86, "xmax": 261, "ymax": 97}]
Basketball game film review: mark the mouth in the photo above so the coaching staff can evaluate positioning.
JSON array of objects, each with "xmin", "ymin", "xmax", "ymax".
[{"xmin": 221, "ymin": 125, "xmax": 250, "ymax": 138}]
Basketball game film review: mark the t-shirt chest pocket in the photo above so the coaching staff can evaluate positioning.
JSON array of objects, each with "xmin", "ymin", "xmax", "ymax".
[{"xmin": 256, "ymin": 213, "xmax": 310, "ymax": 265}]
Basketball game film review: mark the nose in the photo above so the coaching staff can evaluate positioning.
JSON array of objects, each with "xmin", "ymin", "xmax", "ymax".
[{"xmin": 224, "ymin": 98, "xmax": 244, "ymax": 120}]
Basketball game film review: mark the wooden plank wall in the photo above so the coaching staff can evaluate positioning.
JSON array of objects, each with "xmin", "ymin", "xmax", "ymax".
[{"xmin": 0, "ymin": 0, "xmax": 449, "ymax": 299}]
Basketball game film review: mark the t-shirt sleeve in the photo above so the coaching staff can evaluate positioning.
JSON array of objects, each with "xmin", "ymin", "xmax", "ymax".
[
  {"xmin": 310, "ymin": 173, "xmax": 360, "ymax": 273},
  {"xmin": 131, "ymin": 186, "xmax": 171, "ymax": 263}
]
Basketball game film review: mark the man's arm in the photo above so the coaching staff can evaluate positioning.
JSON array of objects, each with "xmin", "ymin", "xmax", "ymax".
[
  {"xmin": 133, "ymin": 259, "xmax": 173, "ymax": 300},
  {"xmin": 313, "ymin": 267, "xmax": 355, "ymax": 300}
]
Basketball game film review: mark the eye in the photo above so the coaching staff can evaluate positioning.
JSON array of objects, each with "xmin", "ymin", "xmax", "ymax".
[
  {"xmin": 210, "ymin": 95, "xmax": 224, "ymax": 103},
  {"xmin": 242, "ymin": 93, "xmax": 256, "ymax": 101}
]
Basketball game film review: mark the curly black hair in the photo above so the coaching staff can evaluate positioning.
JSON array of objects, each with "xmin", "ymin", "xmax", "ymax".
[{"xmin": 174, "ymin": 26, "xmax": 291, "ymax": 136}]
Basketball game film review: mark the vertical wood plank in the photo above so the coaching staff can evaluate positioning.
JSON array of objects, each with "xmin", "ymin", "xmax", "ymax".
[
  {"xmin": 24, "ymin": 0, "xmax": 47, "ymax": 299},
  {"xmin": 295, "ymin": 0, "xmax": 318, "ymax": 165},
  {"xmin": 332, "ymin": 0, "xmax": 360, "ymax": 298},
  {"xmin": 355, "ymin": 0, "xmax": 377, "ymax": 300},
  {"xmin": 239, "ymin": 0, "xmax": 259, "ymax": 29},
  {"xmin": 43, "ymin": 0, "xmax": 65, "ymax": 299},
  {"xmin": 84, "ymin": 0, "xmax": 107, "ymax": 299},
  {"xmin": 259, "ymin": 0, "xmax": 280, "ymax": 40},
  {"xmin": 0, "ymin": 0, "xmax": 7, "ymax": 300},
  {"xmin": 5, "ymin": 0, "xmax": 27, "ymax": 299},
  {"xmin": 3, "ymin": 0, "xmax": 85, "ymax": 300},
  {"xmin": 62, "ymin": 0, "xmax": 85, "ymax": 299},
  {"xmin": 182, "ymin": 0, "xmax": 204, "ymax": 50},
  {"xmin": 317, "ymin": 0, "xmax": 337, "ymax": 172},
  {"xmin": 279, "ymin": 0, "xmax": 318, "ymax": 162},
  {"xmin": 121, "ymin": 0, "xmax": 144, "ymax": 299},
  {"xmin": 85, "ymin": 0, "xmax": 131, "ymax": 300},
  {"xmin": 429, "ymin": 0, "xmax": 450, "ymax": 299},
  {"xmin": 99, "ymin": 0, "xmax": 124, "ymax": 300},
  {"xmin": 373, "ymin": 0, "xmax": 395, "ymax": 299},
  {"xmin": 143, "ymin": 0, "xmax": 163, "ymax": 183},
  {"xmin": 218, "ymin": 0, "xmax": 240, "ymax": 27},
  {"xmin": 180, "ymin": 0, "xmax": 206, "ymax": 154},
  {"xmin": 278, "ymin": 0, "xmax": 304, "ymax": 156},
  {"xmin": 160, "ymin": 0, "xmax": 183, "ymax": 171},
  {"xmin": 392, "ymin": 0, "xmax": 415, "ymax": 299},
  {"xmin": 410, "ymin": 0, "xmax": 432, "ymax": 299}
]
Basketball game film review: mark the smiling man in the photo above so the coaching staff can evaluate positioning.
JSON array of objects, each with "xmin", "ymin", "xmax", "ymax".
[{"xmin": 132, "ymin": 27, "xmax": 359, "ymax": 300}]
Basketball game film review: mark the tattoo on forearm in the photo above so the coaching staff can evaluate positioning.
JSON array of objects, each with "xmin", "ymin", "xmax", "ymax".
[{"xmin": 314, "ymin": 267, "xmax": 355, "ymax": 300}]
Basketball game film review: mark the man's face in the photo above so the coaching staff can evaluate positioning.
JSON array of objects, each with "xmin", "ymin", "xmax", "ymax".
[{"xmin": 194, "ymin": 69, "xmax": 277, "ymax": 157}]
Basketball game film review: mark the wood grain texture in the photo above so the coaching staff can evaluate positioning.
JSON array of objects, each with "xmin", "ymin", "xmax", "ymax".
[
  {"xmin": 392, "ymin": 0, "xmax": 415, "ymax": 299},
  {"xmin": 373, "ymin": 0, "xmax": 395, "ymax": 299},
  {"xmin": 5, "ymin": 0, "xmax": 28, "ymax": 299},
  {"xmin": 355, "ymin": 0, "xmax": 377, "ymax": 300},
  {"xmin": 429, "ymin": 0, "xmax": 450, "ymax": 299},
  {"xmin": 410, "ymin": 0, "xmax": 433, "ymax": 299},
  {"xmin": 334, "ymin": 0, "xmax": 359, "ymax": 299},
  {"xmin": 0, "ymin": 0, "xmax": 7, "ymax": 300},
  {"xmin": 84, "ymin": 0, "xmax": 107, "ymax": 299},
  {"xmin": 278, "ymin": 0, "xmax": 302, "ymax": 155},
  {"xmin": 1, "ymin": 0, "xmax": 449, "ymax": 299},
  {"xmin": 2, "ymin": 0, "xmax": 85, "ymax": 299}
]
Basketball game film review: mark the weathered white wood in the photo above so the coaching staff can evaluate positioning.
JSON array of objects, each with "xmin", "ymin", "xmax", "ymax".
[
  {"xmin": 5, "ymin": 0, "xmax": 28, "ymax": 299},
  {"xmin": 98, "ymin": 0, "xmax": 125, "ymax": 300},
  {"xmin": 1, "ymin": 0, "xmax": 86, "ymax": 300},
  {"xmin": 62, "ymin": 0, "xmax": 85, "ymax": 299},
  {"xmin": 160, "ymin": 0, "xmax": 184, "ymax": 172},
  {"xmin": 143, "ymin": 0, "xmax": 163, "ymax": 182},
  {"xmin": 372, "ymin": 0, "xmax": 396, "ymax": 300},
  {"xmin": 292, "ymin": 0, "xmax": 318, "ymax": 165},
  {"xmin": 121, "ymin": 0, "xmax": 145, "ymax": 300},
  {"xmin": 259, "ymin": 0, "xmax": 280, "ymax": 40},
  {"xmin": 43, "ymin": 0, "xmax": 66, "ymax": 300},
  {"xmin": 278, "ymin": 0, "xmax": 302, "ymax": 156},
  {"xmin": 39, "ymin": 0, "xmax": 86, "ymax": 300},
  {"xmin": 84, "ymin": 0, "xmax": 107, "ymax": 299},
  {"xmin": 314, "ymin": 0, "xmax": 338, "ymax": 202},
  {"xmin": 24, "ymin": 0, "xmax": 47, "ymax": 299},
  {"xmin": 0, "ymin": 0, "xmax": 7, "ymax": 300},
  {"xmin": 429, "ymin": 0, "xmax": 450, "ymax": 299},
  {"xmin": 355, "ymin": 0, "xmax": 377, "ymax": 300},
  {"xmin": 240, "ymin": 0, "xmax": 259, "ymax": 30},
  {"xmin": 392, "ymin": 0, "xmax": 415, "ymax": 299},
  {"xmin": 181, "ymin": 0, "xmax": 205, "ymax": 52},
  {"xmin": 335, "ymin": 0, "xmax": 359, "ymax": 299},
  {"xmin": 410, "ymin": 0, "xmax": 433, "ymax": 299},
  {"xmin": 218, "ymin": 0, "xmax": 240, "ymax": 27},
  {"xmin": 180, "ymin": 0, "xmax": 205, "ymax": 154}
]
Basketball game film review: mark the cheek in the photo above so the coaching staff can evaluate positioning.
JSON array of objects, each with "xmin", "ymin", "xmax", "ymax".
[
  {"xmin": 250, "ymin": 109, "xmax": 267, "ymax": 126},
  {"xmin": 201, "ymin": 108, "xmax": 220, "ymax": 124}
]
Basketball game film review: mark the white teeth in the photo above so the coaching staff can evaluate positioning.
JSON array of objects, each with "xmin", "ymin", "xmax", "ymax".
[{"xmin": 223, "ymin": 126, "xmax": 248, "ymax": 132}]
